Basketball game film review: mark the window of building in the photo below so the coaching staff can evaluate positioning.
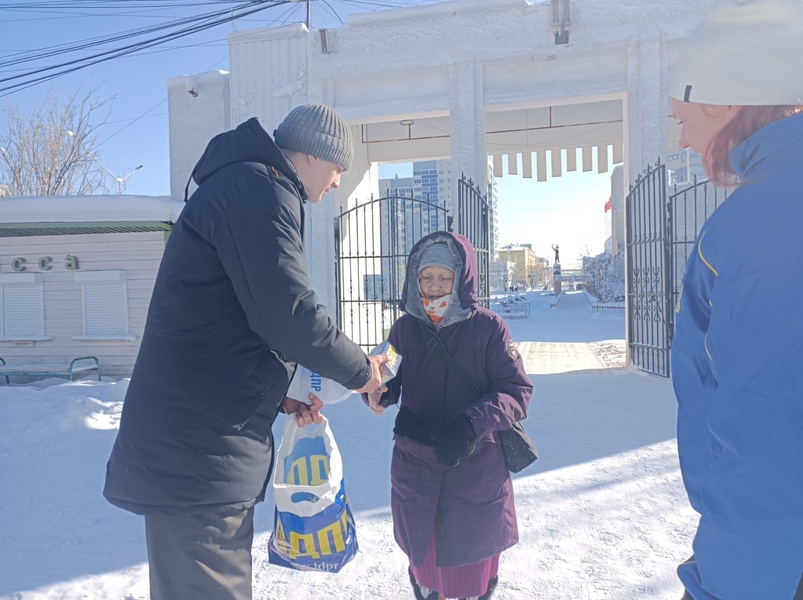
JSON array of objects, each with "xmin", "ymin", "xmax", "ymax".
[
  {"xmin": 73, "ymin": 271, "xmax": 134, "ymax": 340},
  {"xmin": 0, "ymin": 273, "xmax": 49, "ymax": 340}
]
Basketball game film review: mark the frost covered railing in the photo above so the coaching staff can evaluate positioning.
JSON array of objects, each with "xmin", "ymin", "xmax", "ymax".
[
  {"xmin": 590, "ymin": 299, "xmax": 625, "ymax": 313},
  {"xmin": 491, "ymin": 295, "xmax": 530, "ymax": 319},
  {"xmin": 0, "ymin": 356, "xmax": 101, "ymax": 384}
]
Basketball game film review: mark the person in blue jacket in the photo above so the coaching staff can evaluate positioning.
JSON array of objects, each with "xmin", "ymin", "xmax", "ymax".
[{"xmin": 668, "ymin": 1, "xmax": 803, "ymax": 598}]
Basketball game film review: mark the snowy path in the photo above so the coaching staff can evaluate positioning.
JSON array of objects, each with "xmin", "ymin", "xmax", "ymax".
[{"xmin": 0, "ymin": 291, "xmax": 697, "ymax": 600}]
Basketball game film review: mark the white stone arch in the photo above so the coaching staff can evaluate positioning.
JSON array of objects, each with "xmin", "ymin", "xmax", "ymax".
[{"xmin": 168, "ymin": 0, "xmax": 716, "ymax": 325}]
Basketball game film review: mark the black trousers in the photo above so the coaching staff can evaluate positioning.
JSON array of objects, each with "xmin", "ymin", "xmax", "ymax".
[{"xmin": 145, "ymin": 506, "xmax": 255, "ymax": 600}]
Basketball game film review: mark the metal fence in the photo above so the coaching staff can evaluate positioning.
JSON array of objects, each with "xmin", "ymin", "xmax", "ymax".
[
  {"xmin": 626, "ymin": 165, "xmax": 732, "ymax": 377},
  {"xmin": 457, "ymin": 174, "xmax": 490, "ymax": 309},
  {"xmin": 668, "ymin": 176, "xmax": 732, "ymax": 322},
  {"xmin": 334, "ymin": 194, "xmax": 448, "ymax": 352},
  {"xmin": 334, "ymin": 174, "xmax": 491, "ymax": 352},
  {"xmin": 626, "ymin": 161, "xmax": 672, "ymax": 377},
  {"xmin": 490, "ymin": 294, "xmax": 530, "ymax": 319}
]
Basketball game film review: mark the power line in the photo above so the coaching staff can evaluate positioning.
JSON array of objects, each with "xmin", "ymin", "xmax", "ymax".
[
  {"xmin": 0, "ymin": 0, "xmax": 443, "ymax": 97},
  {"xmin": 0, "ymin": 1, "xmax": 279, "ymax": 67},
  {"xmin": 0, "ymin": 0, "xmax": 291, "ymax": 97},
  {"xmin": 319, "ymin": 0, "xmax": 344, "ymax": 25}
]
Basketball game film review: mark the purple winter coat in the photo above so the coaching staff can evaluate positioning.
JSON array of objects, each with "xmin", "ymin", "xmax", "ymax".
[{"xmin": 375, "ymin": 231, "xmax": 533, "ymax": 568}]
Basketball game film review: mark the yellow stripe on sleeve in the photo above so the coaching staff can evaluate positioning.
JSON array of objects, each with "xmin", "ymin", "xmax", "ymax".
[{"xmin": 697, "ymin": 232, "xmax": 719, "ymax": 277}]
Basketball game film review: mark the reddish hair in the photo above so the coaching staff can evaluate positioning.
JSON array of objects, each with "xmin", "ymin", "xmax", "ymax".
[{"xmin": 704, "ymin": 104, "xmax": 803, "ymax": 186}]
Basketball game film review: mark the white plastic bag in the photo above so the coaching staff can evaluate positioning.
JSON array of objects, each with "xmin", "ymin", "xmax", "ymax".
[
  {"xmin": 286, "ymin": 365, "xmax": 353, "ymax": 405},
  {"xmin": 267, "ymin": 415, "xmax": 358, "ymax": 573}
]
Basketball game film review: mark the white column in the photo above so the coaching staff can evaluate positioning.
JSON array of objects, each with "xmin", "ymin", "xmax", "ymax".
[
  {"xmin": 228, "ymin": 24, "xmax": 310, "ymax": 131},
  {"xmin": 449, "ymin": 56, "xmax": 487, "ymax": 219},
  {"xmin": 307, "ymin": 126, "xmax": 378, "ymax": 319},
  {"xmin": 623, "ymin": 23, "xmax": 668, "ymax": 369},
  {"xmin": 624, "ymin": 23, "xmax": 667, "ymax": 187},
  {"xmin": 167, "ymin": 71, "xmax": 231, "ymax": 201}
]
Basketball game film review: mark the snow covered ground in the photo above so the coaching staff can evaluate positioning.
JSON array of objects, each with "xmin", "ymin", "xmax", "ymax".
[{"xmin": 0, "ymin": 291, "xmax": 697, "ymax": 600}]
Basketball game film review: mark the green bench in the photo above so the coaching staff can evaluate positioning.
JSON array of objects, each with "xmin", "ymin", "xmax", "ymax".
[{"xmin": 0, "ymin": 356, "xmax": 101, "ymax": 385}]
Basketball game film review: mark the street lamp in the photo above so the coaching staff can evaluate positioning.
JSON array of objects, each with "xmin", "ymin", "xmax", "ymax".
[
  {"xmin": 99, "ymin": 162, "xmax": 143, "ymax": 195},
  {"xmin": 67, "ymin": 130, "xmax": 142, "ymax": 194}
]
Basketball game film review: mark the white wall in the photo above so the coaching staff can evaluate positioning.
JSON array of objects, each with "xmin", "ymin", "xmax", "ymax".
[
  {"xmin": 164, "ymin": 0, "xmax": 720, "ymax": 335},
  {"xmin": 168, "ymin": 70, "xmax": 231, "ymax": 202},
  {"xmin": 168, "ymin": 0, "xmax": 721, "ymax": 195},
  {"xmin": 0, "ymin": 231, "xmax": 166, "ymax": 377}
]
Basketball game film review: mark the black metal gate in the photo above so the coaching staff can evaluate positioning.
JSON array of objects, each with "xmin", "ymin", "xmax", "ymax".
[
  {"xmin": 627, "ymin": 164, "xmax": 732, "ymax": 378},
  {"xmin": 335, "ymin": 174, "xmax": 491, "ymax": 352},
  {"xmin": 457, "ymin": 174, "xmax": 490, "ymax": 309},
  {"xmin": 334, "ymin": 194, "xmax": 450, "ymax": 352},
  {"xmin": 668, "ymin": 176, "xmax": 731, "ymax": 326},
  {"xmin": 626, "ymin": 161, "xmax": 672, "ymax": 377}
]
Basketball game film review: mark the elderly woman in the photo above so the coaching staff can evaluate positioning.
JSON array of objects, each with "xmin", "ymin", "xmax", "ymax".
[{"xmin": 366, "ymin": 231, "xmax": 533, "ymax": 600}]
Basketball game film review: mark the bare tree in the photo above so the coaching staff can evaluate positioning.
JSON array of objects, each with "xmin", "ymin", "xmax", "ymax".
[{"xmin": 0, "ymin": 86, "xmax": 118, "ymax": 197}]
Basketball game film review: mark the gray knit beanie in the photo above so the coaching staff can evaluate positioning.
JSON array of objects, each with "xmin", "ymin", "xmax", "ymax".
[
  {"xmin": 274, "ymin": 103, "xmax": 354, "ymax": 171},
  {"xmin": 417, "ymin": 242, "xmax": 460, "ymax": 275}
]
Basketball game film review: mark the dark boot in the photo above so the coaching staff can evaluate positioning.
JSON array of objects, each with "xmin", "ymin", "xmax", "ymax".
[
  {"xmin": 408, "ymin": 568, "xmax": 440, "ymax": 600},
  {"xmin": 458, "ymin": 576, "xmax": 498, "ymax": 600},
  {"xmin": 479, "ymin": 577, "xmax": 498, "ymax": 600}
]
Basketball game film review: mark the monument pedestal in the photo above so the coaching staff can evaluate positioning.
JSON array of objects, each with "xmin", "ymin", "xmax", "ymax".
[{"xmin": 553, "ymin": 263, "xmax": 562, "ymax": 295}]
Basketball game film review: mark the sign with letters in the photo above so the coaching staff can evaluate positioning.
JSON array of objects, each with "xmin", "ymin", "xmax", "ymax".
[{"xmin": 5, "ymin": 255, "xmax": 79, "ymax": 272}]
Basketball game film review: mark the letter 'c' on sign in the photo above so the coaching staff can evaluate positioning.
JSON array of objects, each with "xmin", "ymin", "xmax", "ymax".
[
  {"xmin": 38, "ymin": 257, "xmax": 53, "ymax": 271},
  {"xmin": 11, "ymin": 257, "xmax": 26, "ymax": 272}
]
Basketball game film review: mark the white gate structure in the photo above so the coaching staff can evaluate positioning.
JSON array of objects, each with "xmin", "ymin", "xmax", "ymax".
[{"xmin": 167, "ymin": 0, "xmax": 717, "ymax": 363}]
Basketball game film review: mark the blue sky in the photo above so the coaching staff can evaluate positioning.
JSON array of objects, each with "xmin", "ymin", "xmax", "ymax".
[
  {"xmin": 492, "ymin": 155, "xmax": 612, "ymax": 265},
  {"xmin": 2, "ymin": 1, "xmax": 439, "ymax": 196},
  {"xmin": 379, "ymin": 156, "xmax": 613, "ymax": 266},
  {"xmin": 2, "ymin": 0, "xmax": 611, "ymax": 263}
]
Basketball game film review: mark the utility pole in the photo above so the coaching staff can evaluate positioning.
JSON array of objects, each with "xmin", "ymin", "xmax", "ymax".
[{"xmin": 290, "ymin": 0, "xmax": 311, "ymax": 28}]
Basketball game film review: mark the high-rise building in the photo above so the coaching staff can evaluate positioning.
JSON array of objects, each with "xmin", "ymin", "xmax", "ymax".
[
  {"xmin": 413, "ymin": 159, "xmax": 451, "ymax": 205},
  {"xmin": 379, "ymin": 174, "xmax": 414, "ymax": 198},
  {"xmin": 380, "ymin": 159, "xmax": 500, "ymax": 260},
  {"xmin": 668, "ymin": 148, "xmax": 706, "ymax": 187},
  {"xmin": 411, "ymin": 159, "xmax": 452, "ymax": 242},
  {"xmin": 487, "ymin": 163, "xmax": 500, "ymax": 259}
]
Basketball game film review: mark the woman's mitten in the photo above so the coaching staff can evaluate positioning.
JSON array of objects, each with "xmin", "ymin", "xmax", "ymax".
[{"xmin": 432, "ymin": 415, "xmax": 476, "ymax": 467}]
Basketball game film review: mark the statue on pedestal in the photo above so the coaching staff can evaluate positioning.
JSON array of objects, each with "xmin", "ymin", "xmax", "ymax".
[{"xmin": 552, "ymin": 243, "xmax": 560, "ymax": 264}]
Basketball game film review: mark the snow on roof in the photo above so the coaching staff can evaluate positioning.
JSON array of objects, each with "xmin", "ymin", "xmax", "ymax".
[{"xmin": 0, "ymin": 195, "xmax": 184, "ymax": 224}]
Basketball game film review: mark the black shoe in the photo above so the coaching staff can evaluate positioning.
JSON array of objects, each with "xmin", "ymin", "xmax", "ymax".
[
  {"xmin": 478, "ymin": 576, "xmax": 498, "ymax": 600},
  {"xmin": 408, "ymin": 568, "xmax": 440, "ymax": 600}
]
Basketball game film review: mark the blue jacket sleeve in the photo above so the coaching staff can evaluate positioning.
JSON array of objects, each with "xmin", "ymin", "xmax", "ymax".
[{"xmin": 681, "ymin": 254, "xmax": 803, "ymax": 599}]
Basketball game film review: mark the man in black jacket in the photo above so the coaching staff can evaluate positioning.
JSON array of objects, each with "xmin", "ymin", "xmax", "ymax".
[{"xmin": 103, "ymin": 104, "xmax": 387, "ymax": 600}]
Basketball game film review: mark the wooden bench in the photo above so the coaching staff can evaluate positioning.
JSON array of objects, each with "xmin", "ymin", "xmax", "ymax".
[{"xmin": 0, "ymin": 356, "xmax": 101, "ymax": 385}]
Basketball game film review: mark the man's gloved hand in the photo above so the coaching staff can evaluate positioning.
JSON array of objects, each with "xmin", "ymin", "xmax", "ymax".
[{"xmin": 432, "ymin": 415, "xmax": 477, "ymax": 467}]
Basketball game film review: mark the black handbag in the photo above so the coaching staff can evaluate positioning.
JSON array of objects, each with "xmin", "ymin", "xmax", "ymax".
[
  {"xmin": 497, "ymin": 421, "xmax": 538, "ymax": 473},
  {"xmin": 417, "ymin": 320, "xmax": 537, "ymax": 473}
]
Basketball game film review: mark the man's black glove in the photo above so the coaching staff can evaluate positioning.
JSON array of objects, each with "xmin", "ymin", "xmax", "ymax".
[{"xmin": 432, "ymin": 415, "xmax": 477, "ymax": 467}]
